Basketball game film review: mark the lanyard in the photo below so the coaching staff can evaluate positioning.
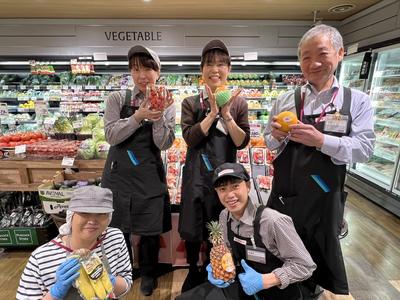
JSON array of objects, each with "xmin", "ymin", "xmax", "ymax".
[
  {"xmin": 51, "ymin": 235, "xmax": 105, "ymax": 253},
  {"xmin": 300, "ymin": 88, "xmax": 339, "ymax": 125}
]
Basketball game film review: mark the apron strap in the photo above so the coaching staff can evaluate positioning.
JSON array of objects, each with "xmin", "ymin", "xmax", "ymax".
[
  {"xmin": 124, "ymin": 89, "xmax": 132, "ymax": 106},
  {"xmin": 340, "ymin": 87, "xmax": 352, "ymax": 115},
  {"xmin": 294, "ymin": 87, "xmax": 302, "ymax": 120},
  {"xmin": 252, "ymin": 205, "xmax": 266, "ymax": 247}
]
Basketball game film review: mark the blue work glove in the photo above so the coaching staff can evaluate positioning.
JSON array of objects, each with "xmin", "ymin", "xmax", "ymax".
[
  {"xmin": 50, "ymin": 257, "xmax": 80, "ymax": 300},
  {"xmin": 238, "ymin": 259, "xmax": 264, "ymax": 296},
  {"xmin": 109, "ymin": 273, "xmax": 116, "ymax": 287},
  {"xmin": 206, "ymin": 263, "xmax": 231, "ymax": 288}
]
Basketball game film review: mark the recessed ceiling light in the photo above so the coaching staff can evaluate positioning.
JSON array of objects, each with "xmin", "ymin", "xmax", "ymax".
[
  {"xmin": 328, "ymin": 4, "xmax": 356, "ymax": 13},
  {"xmin": 143, "ymin": 0, "xmax": 152, "ymax": 3}
]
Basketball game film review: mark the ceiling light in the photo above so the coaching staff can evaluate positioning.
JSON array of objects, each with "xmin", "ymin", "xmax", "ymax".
[
  {"xmin": 143, "ymin": 0, "xmax": 152, "ymax": 2},
  {"xmin": 328, "ymin": 4, "xmax": 356, "ymax": 13}
]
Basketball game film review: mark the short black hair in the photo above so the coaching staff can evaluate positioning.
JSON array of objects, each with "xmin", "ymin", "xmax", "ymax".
[
  {"xmin": 200, "ymin": 49, "xmax": 231, "ymax": 71},
  {"xmin": 214, "ymin": 177, "xmax": 246, "ymax": 188},
  {"xmin": 129, "ymin": 53, "xmax": 160, "ymax": 72}
]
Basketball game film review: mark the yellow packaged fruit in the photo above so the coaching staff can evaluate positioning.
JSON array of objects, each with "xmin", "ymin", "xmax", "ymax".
[{"xmin": 276, "ymin": 111, "xmax": 298, "ymax": 132}]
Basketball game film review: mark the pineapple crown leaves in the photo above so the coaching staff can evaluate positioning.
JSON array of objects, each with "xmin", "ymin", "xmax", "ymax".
[{"xmin": 206, "ymin": 221, "xmax": 224, "ymax": 246}]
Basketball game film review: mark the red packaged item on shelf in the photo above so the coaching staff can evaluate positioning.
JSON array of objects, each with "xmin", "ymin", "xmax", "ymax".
[
  {"xmin": 26, "ymin": 139, "xmax": 81, "ymax": 159},
  {"xmin": 257, "ymin": 175, "xmax": 272, "ymax": 190},
  {"xmin": 167, "ymin": 149, "xmax": 180, "ymax": 163},
  {"xmin": 237, "ymin": 149, "xmax": 250, "ymax": 163},
  {"xmin": 266, "ymin": 164, "xmax": 274, "ymax": 176},
  {"xmin": 251, "ymin": 148, "xmax": 265, "ymax": 165},
  {"xmin": 180, "ymin": 150, "xmax": 187, "ymax": 163},
  {"xmin": 265, "ymin": 149, "xmax": 275, "ymax": 164},
  {"xmin": 167, "ymin": 163, "xmax": 180, "ymax": 177}
]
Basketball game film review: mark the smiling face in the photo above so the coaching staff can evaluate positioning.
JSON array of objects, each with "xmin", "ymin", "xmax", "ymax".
[
  {"xmin": 201, "ymin": 50, "xmax": 231, "ymax": 92},
  {"xmin": 215, "ymin": 178, "xmax": 250, "ymax": 219},
  {"xmin": 299, "ymin": 34, "xmax": 344, "ymax": 92},
  {"xmin": 71, "ymin": 212, "xmax": 109, "ymax": 242},
  {"xmin": 129, "ymin": 54, "xmax": 160, "ymax": 93}
]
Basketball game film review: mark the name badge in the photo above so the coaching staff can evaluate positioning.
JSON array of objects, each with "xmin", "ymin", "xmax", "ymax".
[
  {"xmin": 245, "ymin": 245, "xmax": 266, "ymax": 264},
  {"xmin": 216, "ymin": 119, "xmax": 228, "ymax": 135},
  {"xmin": 233, "ymin": 236, "xmax": 247, "ymax": 246},
  {"xmin": 324, "ymin": 114, "xmax": 348, "ymax": 133}
]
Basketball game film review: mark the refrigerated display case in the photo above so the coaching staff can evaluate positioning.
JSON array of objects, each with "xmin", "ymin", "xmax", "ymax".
[
  {"xmin": 346, "ymin": 44, "xmax": 400, "ymax": 217},
  {"xmin": 338, "ymin": 52, "xmax": 368, "ymax": 91}
]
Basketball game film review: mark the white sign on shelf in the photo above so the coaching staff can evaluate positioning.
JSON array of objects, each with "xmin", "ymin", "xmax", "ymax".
[
  {"xmin": 61, "ymin": 157, "xmax": 75, "ymax": 167},
  {"xmin": 73, "ymin": 120, "xmax": 83, "ymax": 129},
  {"xmin": 0, "ymin": 103, "xmax": 9, "ymax": 116},
  {"xmin": 15, "ymin": 144, "xmax": 26, "ymax": 154},
  {"xmin": 250, "ymin": 123, "xmax": 262, "ymax": 137},
  {"xmin": 33, "ymin": 85, "xmax": 41, "ymax": 90},
  {"xmin": 2, "ymin": 85, "xmax": 8, "ymax": 90},
  {"xmin": 35, "ymin": 101, "xmax": 49, "ymax": 116},
  {"xmin": 19, "ymin": 85, "xmax": 26, "ymax": 90},
  {"xmin": 44, "ymin": 117, "xmax": 56, "ymax": 125}
]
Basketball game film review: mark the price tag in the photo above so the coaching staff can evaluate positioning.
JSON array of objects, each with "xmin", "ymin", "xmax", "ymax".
[
  {"xmin": 33, "ymin": 85, "xmax": 41, "ymax": 90},
  {"xmin": 250, "ymin": 123, "xmax": 262, "ymax": 137},
  {"xmin": 73, "ymin": 120, "xmax": 83, "ymax": 129},
  {"xmin": 15, "ymin": 144, "xmax": 26, "ymax": 154},
  {"xmin": 19, "ymin": 85, "xmax": 26, "ymax": 90},
  {"xmin": 0, "ymin": 103, "xmax": 8, "ymax": 115},
  {"xmin": 62, "ymin": 85, "xmax": 69, "ymax": 90},
  {"xmin": 44, "ymin": 117, "xmax": 56, "ymax": 125},
  {"xmin": 121, "ymin": 85, "xmax": 128, "ymax": 90},
  {"xmin": 61, "ymin": 157, "xmax": 75, "ymax": 167},
  {"xmin": 72, "ymin": 96, "xmax": 80, "ymax": 101},
  {"xmin": 35, "ymin": 101, "xmax": 49, "ymax": 116},
  {"xmin": 2, "ymin": 85, "xmax": 8, "ymax": 90},
  {"xmin": 85, "ymin": 85, "xmax": 96, "ymax": 90},
  {"xmin": 105, "ymin": 86, "xmax": 112, "ymax": 90}
]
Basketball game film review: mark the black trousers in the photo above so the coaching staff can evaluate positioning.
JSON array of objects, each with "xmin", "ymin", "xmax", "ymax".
[
  {"xmin": 185, "ymin": 240, "xmax": 211, "ymax": 272},
  {"xmin": 124, "ymin": 233, "xmax": 160, "ymax": 277}
]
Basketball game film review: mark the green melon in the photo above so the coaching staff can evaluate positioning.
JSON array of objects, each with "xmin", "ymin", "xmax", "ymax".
[{"xmin": 215, "ymin": 90, "xmax": 231, "ymax": 107}]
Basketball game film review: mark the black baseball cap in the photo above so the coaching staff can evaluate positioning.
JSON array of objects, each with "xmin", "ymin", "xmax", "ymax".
[
  {"xmin": 201, "ymin": 39, "xmax": 230, "ymax": 58},
  {"xmin": 213, "ymin": 163, "xmax": 250, "ymax": 187}
]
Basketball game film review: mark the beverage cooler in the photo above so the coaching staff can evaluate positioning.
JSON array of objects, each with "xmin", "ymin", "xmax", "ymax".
[{"xmin": 339, "ymin": 44, "xmax": 400, "ymax": 217}]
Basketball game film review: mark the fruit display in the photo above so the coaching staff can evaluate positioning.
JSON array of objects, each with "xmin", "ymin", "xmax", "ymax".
[
  {"xmin": 71, "ymin": 249, "xmax": 113, "ymax": 300},
  {"xmin": 18, "ymin": 100, "xmax": 35, "ymax": 110},
  {"xmin": 276, "ymin": 111, "xmax": 298, "ymax": 132},
  {"xmin": 207, "ymin": 221, "xmax": 236, "ymax": 282},
  {"xmin": 237, "ymin": 149, "xmax": 250, "ymax": 163},
  {"xmin": 215, "ymin": 86, "xmax": 231, "ymax": 107},
  {"xmin": 251, "ymin": 148, "xmax": 265, "ymax": 165},
  {"xmin": 257, "ymin": 175, "xmax": 273, "ymax": 190}
]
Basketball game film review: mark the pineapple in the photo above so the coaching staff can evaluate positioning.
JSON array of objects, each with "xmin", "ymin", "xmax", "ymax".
[{"xmin": 207, "ymin": 221, "xmax": 236, "ymax": 282}]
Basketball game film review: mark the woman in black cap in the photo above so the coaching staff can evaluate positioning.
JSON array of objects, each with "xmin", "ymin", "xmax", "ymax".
[
  {"xmin": 101, "ymin": 45, "xmax": 175, "ymax": 296},
  {"xmin": 178, "ymin": 39, "xmax": 250, "ymax": 292}
]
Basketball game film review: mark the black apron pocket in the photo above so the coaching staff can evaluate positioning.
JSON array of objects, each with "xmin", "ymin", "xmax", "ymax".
[
  {"xmin": 269, "ymin": 192, "xmax": 298, "ymax": 220},
  {"xmin": 131, "ymin": 193, "xmax": 164, "ymax": 235}
]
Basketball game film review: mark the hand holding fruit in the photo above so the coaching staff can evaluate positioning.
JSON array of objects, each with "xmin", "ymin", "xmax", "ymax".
[
  {"xmin": 220, "ymin": 88, "xmax": 242, "ymax": 121},
  {"xmin": 271, "ymin": 111, "xmax": 298, "ymax": 142},
  {"xmin": 50, "ymin": 257, "xmax": 80, "ymax": 300},
  {"xmin": 134, "ymin": 98, "xmax": 163, "ymax": 123},
  {"xmin": 238, "ymin": 260, "xmax": 264, "ymax": 296},
  {"xmin": 206, "ymin": 263, "xmax": 231, "ymax": 288},
  {"xmin": 288, "ymin": 122, "xmax": 324, "ymax": 148}
]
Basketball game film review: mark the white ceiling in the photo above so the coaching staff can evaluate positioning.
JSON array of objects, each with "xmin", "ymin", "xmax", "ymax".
[{"xmin": 0, "ymin": 0, "xmax": 382, "ymax": 21}]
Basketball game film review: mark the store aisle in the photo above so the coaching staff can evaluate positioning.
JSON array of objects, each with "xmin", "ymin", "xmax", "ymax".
[{"xmin": 1, "ymin": 188, "xmax": 399, "ymax": 300}]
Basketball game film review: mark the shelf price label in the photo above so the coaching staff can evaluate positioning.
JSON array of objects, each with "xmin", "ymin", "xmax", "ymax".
[
  {"xmin": 15, "ymin": 144, "xmax": 26, "ymax": 154},
  {"xmin": 33, "ymin": 85, "xmax": 41, "ymax": 90},
  {"xmin": 2, "ymin": 85, "xmax": 8, "ymax": 90},
  {"xmin": 61, "ymin": 157, "xmax": 75, "ymax": 167},
  {"xmin": 44, "ymin": 117, "xmax": 56, "ymax": 125},
  {"xmin": 35, "ymin": 101, "xmax": 49, "ymax": 117},
  {"xmin": 85, "ymin": 85, "xmax": 96, "ymax": 90},
  {"xmin": 19, "ymin": 85, "xmax": 26, "ymax": 90},
  {"xmin": 73, "ymin": 120, "xmax": 83, "ymax": 129},
  {"xmin": 0, "ymin": 103, "xmax": 9, "ymax": 116},
  {"xmin": 250, "ymin": 123, "xmax": 262, "ymax": 137}
]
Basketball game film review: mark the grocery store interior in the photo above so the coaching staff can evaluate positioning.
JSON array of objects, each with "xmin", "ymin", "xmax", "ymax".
[{"xmin": 0, "ymin": 0, "xmax": 400, "ymax": 299}]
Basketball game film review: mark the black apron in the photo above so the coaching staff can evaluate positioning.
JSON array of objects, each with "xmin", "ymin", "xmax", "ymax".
[
  {"xmin": 102, "ymin": 89, "xmax": 171, "ymax": 235},
  {"xmin": 268, "ymin": 87, "xmax": 352, "ymax": 294},
  {"xmin": 176, "ymin": 206, "xmax": 301, "ymax": 300},
  {"xmin": 179, "ymin": 94, "xmax": 238, "ymax": 242}
]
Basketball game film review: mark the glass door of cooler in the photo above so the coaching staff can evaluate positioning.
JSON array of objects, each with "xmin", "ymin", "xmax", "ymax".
[
  {"xmin": 338, "ymin": 52, "xmax": 367, "ymax": 91},
  {"xmin": 351, "ymin": 45, "xmax": 400, "ymax": 189}
]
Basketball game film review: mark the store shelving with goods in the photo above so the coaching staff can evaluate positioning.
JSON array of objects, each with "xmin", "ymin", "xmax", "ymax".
[
  {"xmin": 338, "ymin": 52, "xmax": 368, "ymax": 91},
  {"xmin": 350, "ymin": 46, "xmax": 400, "ymax": 191}
]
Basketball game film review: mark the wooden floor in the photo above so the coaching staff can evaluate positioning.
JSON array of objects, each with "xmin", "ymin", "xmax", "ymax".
[{"xmin": 1, "ymin": 188, "xmax": 399, "ymax": 300}]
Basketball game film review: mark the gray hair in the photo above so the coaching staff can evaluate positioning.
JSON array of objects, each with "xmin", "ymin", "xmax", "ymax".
[{"xmin": 298, "ymin": 24, "xmax": 343, "ymax": 58}]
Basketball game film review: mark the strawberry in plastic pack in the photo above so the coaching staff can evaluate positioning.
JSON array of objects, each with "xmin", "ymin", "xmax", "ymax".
[
  {"xmin": 251, "ymin": 148, "xmax": 265, "ymax": 165},
  {"xmin": 146, "ymin": 84, "xmax": 167, "ymax": 110}
]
